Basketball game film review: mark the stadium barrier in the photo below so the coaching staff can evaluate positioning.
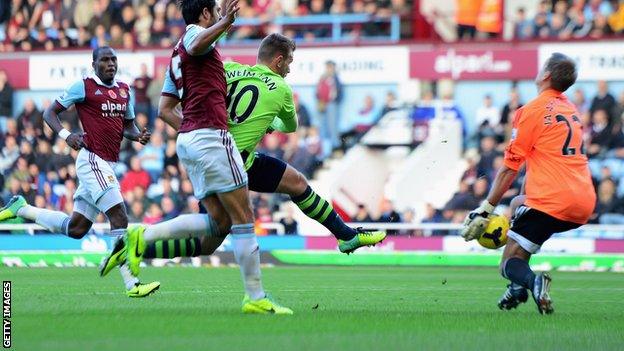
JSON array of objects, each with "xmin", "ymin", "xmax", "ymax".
[
  {"xmin": 1, "ymin": 223, "xmax": 623, "ymax": 271},
  {"xmin": 226, "ymin": 14, "xmax": 401, "ymax": 44}
]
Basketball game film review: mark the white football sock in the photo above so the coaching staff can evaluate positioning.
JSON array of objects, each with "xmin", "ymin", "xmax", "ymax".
[
  {"xmin": 143, "ymin": 214, "xmax": 219, "ymax": 243},
  {"xmin": 231, "ymin": 223, "xmax": 265, "ymax": 300},
  {"xmin": 18, "ymin": 205, "xmax": 69, "ymax": 235},
  {"xmin": 119, "ymin": 262, "xmax": 139, "ymax": 290}
]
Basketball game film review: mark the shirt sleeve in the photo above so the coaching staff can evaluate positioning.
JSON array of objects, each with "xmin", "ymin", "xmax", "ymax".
[
  {"xmin": 504, "ymin": 108, "xmax": 541, "ymax": 171},
  {"xmin": 183, "ymin": 24, "xmax": 215, "ymax": 56},
  {"xmin": 56, "ymin": 80, "xmax": 85, "ymax": 109},
  {"xmin": 125, "ymin": 88, "xmax": 135, "ymax": 120},
  {"xmin": 161, "ymin": 67, "xmax": 180, "ymax": 99}
]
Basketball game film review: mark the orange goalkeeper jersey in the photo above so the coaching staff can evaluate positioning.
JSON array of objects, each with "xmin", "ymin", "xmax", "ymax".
[{"xmin": 504, "ymin": 89, "xmax": 596, "ymax": 224}]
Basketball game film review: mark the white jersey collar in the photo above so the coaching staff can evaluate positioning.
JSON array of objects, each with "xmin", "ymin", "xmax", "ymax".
[{"xmin": 90, "ymin": 74, "xmax": 119, "ymax": 88}]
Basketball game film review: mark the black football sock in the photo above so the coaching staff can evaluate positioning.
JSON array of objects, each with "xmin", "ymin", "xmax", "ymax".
[
  {"xmin": 502, "ymin": 257, "xmax": 536, "ymax": 291},
  {"xmin": 143, "ymin": 238, "xmax": 201, "ymax": 259},
  {"xmin": 291, "ymin": 186, "xmax": 357, "ymax": 240}
]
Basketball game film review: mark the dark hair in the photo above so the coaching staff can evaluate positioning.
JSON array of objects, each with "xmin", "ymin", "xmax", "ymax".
[
  {"xmin": 544, "ymin": 53, "xmax": 577, "ymax": 92},
  {"xmin": 257, "ymin": 33, "xmax": 296, "ymax": 62},
  {"xmin": 92, "ymin": 46, "xmax": 113, "ymax": 61},
  {"xmin": 178, "ymin": 0, "xmax": 216, "ymax": 25}
]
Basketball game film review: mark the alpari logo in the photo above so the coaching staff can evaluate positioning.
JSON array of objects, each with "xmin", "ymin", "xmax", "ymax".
[
  {"xmin": 434, "ymin": 49, "xmax": 512, "ymax": 79},
  {"xmin": 101, "ymin": 100, "xmax": 127, "ymax": 113}
]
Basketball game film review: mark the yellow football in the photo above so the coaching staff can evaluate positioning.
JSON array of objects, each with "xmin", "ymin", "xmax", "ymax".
[{"xmin": 477, "ymin": 215, "xmax": 509, "ymax": 249}]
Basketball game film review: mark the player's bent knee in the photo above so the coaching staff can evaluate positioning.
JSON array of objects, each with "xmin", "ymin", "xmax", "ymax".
[
  {"xmin": 106, "ymin": 204, "xmax": 129, "ymax": 229},
  {"xmin": 67, "ymin": 224, "xmax": 89, "ymax": 239}
]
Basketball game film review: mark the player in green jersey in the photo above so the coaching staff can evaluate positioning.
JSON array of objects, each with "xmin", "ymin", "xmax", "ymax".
[{"xmin": 149, "ymin": 33, "xmax": 385, "ymax": 258}]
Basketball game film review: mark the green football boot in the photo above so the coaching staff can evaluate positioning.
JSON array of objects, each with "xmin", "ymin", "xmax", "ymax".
[
  {"xmin": 0, "ymin": 195, "xmax": 27, "ymax": 222},
  {"xmin": 127, "ymin": 281, "xmax": 161, "ymax": 298},
  {"xmin": 125, "ymin": 224, "xmax": 147, "ymax": 276},
  {"xmin": 99, "ymin": 236, "xmax": 127, "ymax": 277},
  {"xmin": 338, "ymin": 228, "xmax": 387, "ymax": 254},
  {"xmin": 242, "ymin": 294, "xmax": 293, "ymax": 315}
]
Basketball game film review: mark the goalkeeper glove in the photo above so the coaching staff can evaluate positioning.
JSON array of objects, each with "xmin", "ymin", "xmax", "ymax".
[{"xmin": 461, "ymin": 200, "xmax": 495, "ymax": 241}]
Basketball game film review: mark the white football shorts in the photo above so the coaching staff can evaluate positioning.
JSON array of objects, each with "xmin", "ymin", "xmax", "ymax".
[{"xmin": 176, "ymin": 128, "xmax": 247, "ymax": 199}]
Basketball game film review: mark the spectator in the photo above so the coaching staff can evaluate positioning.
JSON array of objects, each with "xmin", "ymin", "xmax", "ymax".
[
  {"xmin": 341, "ymin": 95, "xmax": 376, "ymax": 149},
  {"xmin": 294, "ymin": 93, "xmax": 311, "ymax": 128},
  {"xmin": 422, "ymin": 203, "xmax": 443, "ymax": 223},
  {"xmin": 444, "ymin": 180, "xmax": 478, "ymax": 211},
  {"xmin": 456, "ymin": 0, "xmax": 482, "ymax": 40},
  {"xmin": 584, "ymin": 0, "xmax": 613, "ymax": 22},
  {"xmin": 476, "ymin": 135, "xmax": 500, "ymax": 177},
  {"xmin": 261, "ymin": 133, "xmax": 285, "ymax": 160},
  {"xmin": 163, "ymin": 139, "xmax": 180, "ymax": 177},
  {"xmin": 284, "ymin": 131, "xmax": 317, "ymax": 178},
  {"xmin": 143, "ymin": 202, "xmax": 163, "ymax": 225},
  {"xmin": 109, "ymin": 24, "xmax": 124, "ymax": 48},
  {"xmin": 590, "ymin": 81, "xmax": 616, "ymax": 123},
  {"xmin": 134, "ymin": 4, "xmax": 153, "ymax": 46},
  {"xmin": 128, "ymin": 201, "xmax": 144, "ymax": 223},
  {"xmin": 592, "ymin": 178, "xmax": 624, "ymax": 224},
  {"xmin": 279, "ymin": 205, "xmax": 299, "ymax": 235},
  {"xmin": 0, "ymin": 70, "xmax": 13, "ymax": 132},
  {"xmin": 399, "ymin": 208, "xmax": 416, "ymax": 236},
  {"xmin": 316, "ymin": 61, "xmax": 343, "ymax": 151},
  {"xmin": 573, "ymin": 88, "xmax": 590, "ymax": 116},
  {"xmin": 120, "ymin": 156, "xmax": 151, "ymax": 195},
  {"xmin": 609, "ymin": 0, "xmax": 624, "ymax": 33},
  {"xmin": 161, "ymin": 196, "xmax": 180, "ymax": 221},
  {"xmin": 17, "ymin": 99, "xmax": 44, "ymax": 135},
  {"xmin": 0, "ymin": 135, "xmax": 19, "ymax": 175},
  {"xmin": 378, "ymin": 199, "xmax": 401, "ymax": 235},
  {"xmin": 588, "ymin": 109, "xmax": 612, "ymax": 157},
  {"xmin": 379, "ymin": 91, "xmax": 399, "ymax": 119},
  {"xmin": 500, "ymin": 88, "xmax": 522, "ymax": 127},
  {"xmin": 133, "ymin": 63, "xmax": 153, "ymax": 125},
  {"xmin": 353, "ymin": 203, "xmax": 374, "ymax": 222},
  {"xmin": 476, "ymin": 0, "xmax": 503, "ymax": 38},
  {"xmin": 473, "ymin": 178, "xmax": 489, "ymax": 202},
  {"xmin": 513, "ymin": 7, "xmax": 533, "ymax": 39},
  {"xmin": 475, "ymin": 94, "xmax": 500, "ymax": 129},
  {"xmin": 147, "ymin": 66, "xmax": 167, "ymax": 116}
]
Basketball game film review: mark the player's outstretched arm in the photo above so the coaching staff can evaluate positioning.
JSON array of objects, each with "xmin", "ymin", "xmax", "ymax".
[
  {"xmin": 158, "ymin": 95, "xmax": 182, "ymax": 131},
  {"xmin": 187, "ymin": 0, "xmax": 240, "ymax": 56},
  {"xmin": 123, "ymin": 120, "xmax": 151, "ymax": 145},
  {"xmin": 43, "ymin": 103, "xmax": 85, "ymax": 150}
]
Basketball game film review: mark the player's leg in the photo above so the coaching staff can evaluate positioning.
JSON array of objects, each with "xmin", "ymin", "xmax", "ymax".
[
  {"xmin": 0, "ymin": 195, "xmax": 89, "ymax": 238},
  {"xmin": 499, "ymin": 205, "xmax": 565, "ymax": 314},
  {"xmin": 497, "ymin": 238, "xmax": 531, "ymax": 310},
  {"xmin": 249, "ymin": 153, "xmax": 385, "ymax": 253},
  {"xmin": 497, "ymin": 195, "xmax": 529, "ymax": 310},
  {"xmin": 217, "ymin": 186, "xmax": 292, "ymax": 314},
  {"xmin": 217, "ymin": 187, "xmax": 264, "ymax": 299},
  {"xmin": 143, "ymin": 198, "xmax": 228, "ymax": 259}
]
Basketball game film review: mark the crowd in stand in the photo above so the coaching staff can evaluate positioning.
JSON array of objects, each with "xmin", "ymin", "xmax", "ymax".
[
  {"xmin": 0, "ymin": 0, "xmax": 413, "ymax": 52},
  {"xmin": 455, "ymin": 0, "xmax": 624, "ymax": 40},
  {"xmin": 433, "ymin": 81, "xmax": 624, "ymax": 229},
  {"xmin": 512, "ymin": 0, "xmax": 624, "ymax": 40}
]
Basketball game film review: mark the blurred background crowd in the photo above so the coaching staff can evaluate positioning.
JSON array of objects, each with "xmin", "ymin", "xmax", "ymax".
[
  {"xmin": 1, "ymin": 0, "xmax": 624, "ymax": 236},
  {"xmin": 0, "ymin": 0, "xmax": 623, "ymax": 52},
  {"xmin": 0, "ymin": 0, "xmax": 413, "ymax": 51}
]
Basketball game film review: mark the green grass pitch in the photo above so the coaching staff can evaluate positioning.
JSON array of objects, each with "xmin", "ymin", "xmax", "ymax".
[{"xmin": 3, "ymin": 266, "xmax": 623, "ymax": 351}]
